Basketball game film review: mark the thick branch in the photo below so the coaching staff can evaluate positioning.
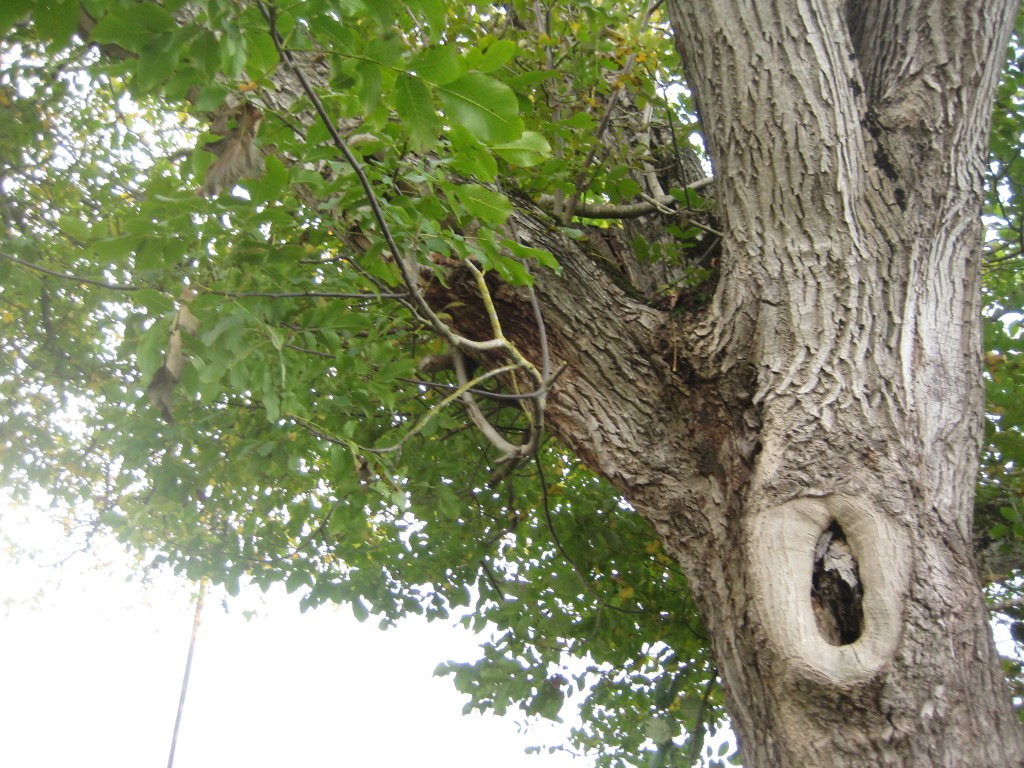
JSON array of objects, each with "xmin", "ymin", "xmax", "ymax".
[{"xmin": 537, "ymin": 177, "xmax": 714, "ymax": 220}]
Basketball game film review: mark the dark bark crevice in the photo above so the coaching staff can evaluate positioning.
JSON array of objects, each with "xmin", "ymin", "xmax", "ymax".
[{"xmin": 812, "ymin": 521, "xmax": 865, "ymax": 646}]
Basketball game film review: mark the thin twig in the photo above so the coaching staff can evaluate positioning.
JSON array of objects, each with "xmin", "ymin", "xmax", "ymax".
[
  {"xmin": 369, "ymin": 362, "xmax": 524, "ymax": 454},
  {"xmin": 283, "ymin": 342, "xmax": 335, "ymax": 359},
  {"xmin": 537, "ymin": 177, "xmax": 714, "ymax": 220},
  {"xmin": 1, "ymin": 252, "xmax": 408, "ymax": 302},
  {"xmin": 989, "ymin": 596, "xmax": 1024, "ymax": 612},
  {"xmin": 204, "ymin": 289, "xmax": 409, "ymax": 300},
  {"xmin": 401, "ymin": 362, "xmax": 566, "ymax": 402},
  {"xmin": 686, "ymin": 671, "xmax": 719, "ymax": 766},
  {"xmin": 0, "ymin": 251, "xmax": 145, "ymax": 291},
  {"xmin": 534, "ymin": 454, "xmax": 646, "ymax": 624}
]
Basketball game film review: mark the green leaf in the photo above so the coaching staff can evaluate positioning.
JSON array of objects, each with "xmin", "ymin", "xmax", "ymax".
[
  {"xmin": 59, "ymin": 214, "xmax": 90, "ymax": 243},
  {"xmin": 134, "ymin": 290, "xmax": 175, "ymax": 315},
  {"xmin": 409, "ymin": 45, "xmax": 463, "ymax": 85},
  {"xmin": 0, "ymin": 0, "xmax": 30, "ymax": 37},
  {"xmin": 395, "ymin": 73, "xmax": 440, "ymax": 153},
  {"xmin": 286, "ymin": 569, "xmax": 310, "ymax": 594},
  {"xmin": 225, "ymin": 571, "xmax": 241, "ymax": 597},
  {"xmin": 308, "ymin": 15, "xmax": 355, "ymax": 51},
  {"xmin": 31, "ymin": 0, "xmax": 78, "ymax": 43},
  {"xmin": 475, "ymin": 39, "xmax": 519, "ymax": 73},
  {"xmin": 246, "ymin": 155, "xmax": 288, "ymax": 205},
  {"xmin": 456, "ymin": 185, "xmax": 512, "ymax": 226},
  {"xmin": 449, "ymin": 125, "xmax": 498, "ymax": 181},
  {"xmin": 136, "ymin": 317, "xmax": 173, "ymax": 379},
  {"xmin": 263, "ymin": 390, "xmax": 281, "ymax": 422},
  {"xmin": 365, "ymin": 34, "xmax": 405, "ymax": 69},
  {"xmin": 89, "ymin": 4, "xmax": 177, "ymax": 51},
  {"xmin": 190, "ymin": 83, "xmax": 228, "ymax": 112},
  {"xmin": 334, "ymin": 0, "xmax": 367, "ymax": 16},
  {"xmin": 645, "ymin": 716, "xmax": 674, "ymax": 744},
  {"xmin": 562, "ymin": 111, "xmax": 597, "ymax": 130},
  {"xmin": 408, "ymin": 0, "xmax": 447, "ymax": 42},
  {"xmin": 135, "ymin": 35, "xmax": 181, "ymax": 93},
  {"xmin": 351, "ymin": 598, "xmax": 370, "ymax": 622},
  {"xmin": 189, "ymin": 30, "xmax": 221, "ymax": 79},
  {"xmin": 363, "ymin": 0, "xmax": 399, "ymax": 27},
  {"xmin": 502, "ymin": 239, "xmax": 560, "ymax": 273},
  {"xmin": 438, "ymin": 73, "xmax": 523, "ymax": 143},
  {"xmin": 491, "ymin": 131, "xmax": 552, "ymax": 167},
  {"xmin": 357, "ymin": 61, "xmax": 383, "ymax": 114},
  {"xmin": 220, "ymin": 32, "xmax": 248, "ymax": 80},
  {"xmin": 245, "ymin": 29, "xmax": 279, "ymax": 78}
]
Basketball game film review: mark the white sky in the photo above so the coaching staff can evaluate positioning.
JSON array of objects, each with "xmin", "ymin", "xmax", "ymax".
[{"xmin": 0, "ymin": 506, "xmax": 589, "ymax": 768}]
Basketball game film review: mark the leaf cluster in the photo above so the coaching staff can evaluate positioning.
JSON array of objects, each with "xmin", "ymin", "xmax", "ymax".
[
  {"xmin": 0, "ymin": 2, "xmax": 725, "ymax": 765},
  {"xmin": 1, "ymin": 0, "xmax": 1022, "ymax": 764}
]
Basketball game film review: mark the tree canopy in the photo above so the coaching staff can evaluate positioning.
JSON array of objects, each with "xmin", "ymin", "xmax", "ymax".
[{"xmin": 1, "ymin": 1, "xmax": 1023, "ymax": 765}]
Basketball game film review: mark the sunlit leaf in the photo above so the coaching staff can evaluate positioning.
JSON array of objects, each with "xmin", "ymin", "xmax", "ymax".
[
  {"xmin": 492, "ymin": 131, "xmax": 552, "ymax": 167},
  {"xmin": 475, "ymin": 39, "xmax": 519, "ymax": 73}
]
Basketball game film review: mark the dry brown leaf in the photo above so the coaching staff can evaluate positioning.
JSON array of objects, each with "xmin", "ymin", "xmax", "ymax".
[
  {"xmin": 200, "ymin": 103, "xmax": 265, "ymax": 197},
  {"xmin": 146, "ymin": 289, "xmax": 201, "ymax": 422}
]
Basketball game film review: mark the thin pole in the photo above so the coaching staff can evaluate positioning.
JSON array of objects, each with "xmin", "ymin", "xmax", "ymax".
[{"xmin": 167, "ymin": 580, "xmax": 206, "ymax": 768}]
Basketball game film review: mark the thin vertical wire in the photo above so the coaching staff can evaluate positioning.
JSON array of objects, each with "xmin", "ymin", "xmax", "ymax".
[{"xmin": 167, "ymin": 580, "xmax": 206, "ymax": 768}]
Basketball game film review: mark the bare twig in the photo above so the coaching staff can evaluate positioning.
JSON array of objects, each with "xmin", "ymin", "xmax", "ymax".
[
  {"xmin": 203, "ymin": 288, "xmax": 408, "ymax": 300},
  {"xmin": 1, "ymin": 251, "xmax": 145, "ymax": 291},
  {"xmin": 562, "ymin": 0, "xmax": 662, "ymax": 222},
  {"xmin": 537, "ymin": 176, "xmax": 714, "ymax": 220},
  {"xmin": 401, "ymin": 362, "xmax": 566, "ymax": 402},
  {"xmin": 370, "ymin": 362, "xmax": 523, "ymax": 454},
  {"xmin": 989, "ymin": 596, "xmax": 1024, "ymax": 612},
  {"xmin": 686, "ymin": 671, "xmax": 719, "ymax": 766}
]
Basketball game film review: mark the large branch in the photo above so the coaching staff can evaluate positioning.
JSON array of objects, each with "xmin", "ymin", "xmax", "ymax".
[
  {"xmin": 140, "ymin": 1, "xmax": 744, "ymax": 532},
  {"xmin": 423, "ymin": 206, "xmax": 755, "ymax": 547}
]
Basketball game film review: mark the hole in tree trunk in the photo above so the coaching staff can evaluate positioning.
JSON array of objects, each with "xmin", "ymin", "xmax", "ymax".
[{"xmin": 811, "ymin": 521, "xmax": 863, "ymax": 646}]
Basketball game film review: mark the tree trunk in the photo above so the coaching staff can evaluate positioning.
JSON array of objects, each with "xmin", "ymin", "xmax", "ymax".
[
  {"xmin": 651, "ymin": 1, "xmax": 1021, "ymax": 764},
  {"xmin": 130, "ymin": 0, "xmax": 1022, "ymax": 762},
  {"xmin": 451, "ymin": 1, "xmax": 1024, "ymax": 764}
]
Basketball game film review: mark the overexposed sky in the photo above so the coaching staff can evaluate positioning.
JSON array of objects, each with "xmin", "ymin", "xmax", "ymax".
[{"xmin": 0, "ymin": 507, "xmax": 588, "ymax": 768}]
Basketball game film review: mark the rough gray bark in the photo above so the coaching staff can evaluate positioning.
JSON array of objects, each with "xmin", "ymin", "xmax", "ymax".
[
  {"xmin": 438, "ymin": 0, "xmax": 1024, "ymax": 764},
  {"xmin": 657, "ymin": 2, "xmax": 1023, "ymax": 764},
  {"xmin": 133, "ymin": 0, "xmax": 1022, "ymax": 762}
]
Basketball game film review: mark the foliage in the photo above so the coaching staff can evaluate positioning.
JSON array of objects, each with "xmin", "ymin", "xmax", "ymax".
[
  {"xmin": 982, "ymin": 7, "xmax": 1024, "ymax": 713},
  {"xmin": 0, "ymin": 0, "xmax": 1021, "ymax": 764}
]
